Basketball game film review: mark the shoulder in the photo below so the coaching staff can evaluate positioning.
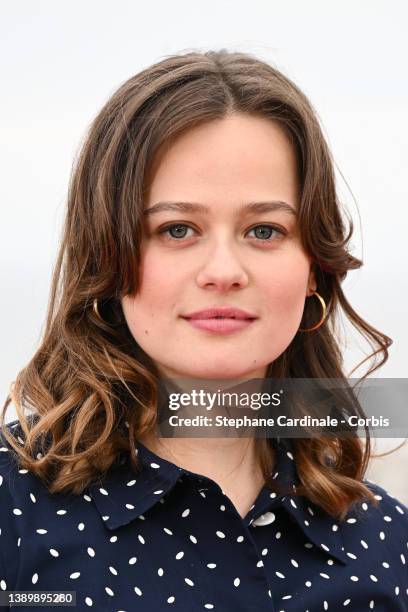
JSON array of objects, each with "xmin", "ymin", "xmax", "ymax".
[
  {"xmin": 340, "ymin": 477, "xmax": 408, "ymax": 574},
  {"xmin": 0, "ymin": 419, "xmax": 30, "ymax": 589},
  {"xmin": 0, "ymin": 419, "xmax": 36, "ymax": 524},
  {"xmin": 361, "ymin": 477, "xmax": 408, "ymax": 528},
  {"xmin": 0, "ymin": 418, "xmax": 67, "ymax": 591},
  {"xmin": 0, "ymin": 417, "xmax": 28, "ymax": 471},
  {"xmin": 0, "ymin": 417, "xmax": 54, "ymax": 530}
]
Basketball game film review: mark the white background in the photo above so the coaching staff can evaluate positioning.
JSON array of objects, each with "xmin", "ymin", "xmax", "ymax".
[{"xmin": 1, "ymin": 1, "xmax": 407, "ymax": 501}]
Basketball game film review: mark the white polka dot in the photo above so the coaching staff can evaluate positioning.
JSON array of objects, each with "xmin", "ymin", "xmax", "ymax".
[{"xmin": 252, "ymin": 512, "xmax": 275, "ymax": 526}]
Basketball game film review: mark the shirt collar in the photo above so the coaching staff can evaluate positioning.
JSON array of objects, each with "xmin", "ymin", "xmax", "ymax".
[{"xmin": 88, "ymin": 437, "xmax": 349, "ymax": 566}]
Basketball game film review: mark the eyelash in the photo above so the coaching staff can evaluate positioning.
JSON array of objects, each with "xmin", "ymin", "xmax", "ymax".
[{"xmin": 156, "ymin": 223, "xmax": 286, "ymax": 243}]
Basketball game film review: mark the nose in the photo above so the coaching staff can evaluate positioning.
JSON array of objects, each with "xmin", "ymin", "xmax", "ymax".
[{"xmin": 195, "ymin": 239, "xmax": 249, "ymax": 292}]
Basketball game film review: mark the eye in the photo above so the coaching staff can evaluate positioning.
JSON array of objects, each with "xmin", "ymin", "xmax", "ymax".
[
  {"xmin": 246, "ymin": 224, "xmax": 285, "ymax": 241},
  {"xmin": 158, "ymin": 223, "xmax": 196, "ymax": 240},
  {"xmin": 156, "ymin": 222, "xmax": 285, "ymax": 243}
]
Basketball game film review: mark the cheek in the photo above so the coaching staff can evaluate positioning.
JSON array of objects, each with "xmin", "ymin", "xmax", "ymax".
[
  {"xmin": 124, "ymin": 251, "xmax": 181, "ymax": 323},
  {"xmin": 261, "ymin": 256, "xmax": 310, "ymax": 325}
]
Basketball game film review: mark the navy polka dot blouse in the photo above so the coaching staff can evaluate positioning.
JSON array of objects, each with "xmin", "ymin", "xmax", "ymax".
[{"xmin": 0, "ymin": 418, "xmax": 407, "ymax": 611}]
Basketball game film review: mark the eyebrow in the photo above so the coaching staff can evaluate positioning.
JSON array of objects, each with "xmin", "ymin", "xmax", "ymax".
[{"xmin": 143, "ymin": 200, "xmax": 297, "ymax": 218}]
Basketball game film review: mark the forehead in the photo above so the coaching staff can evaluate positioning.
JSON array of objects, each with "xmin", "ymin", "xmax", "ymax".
[{"xmin": 145, "ymin": 114, "xmax": 300, "ymax": 208}]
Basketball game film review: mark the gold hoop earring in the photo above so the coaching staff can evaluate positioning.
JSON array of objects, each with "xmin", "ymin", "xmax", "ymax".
[
  {"xmin": 298, "ymin": 290, "xmax": 327, "ymax": 332},
  {"xmin": 93, "ymin": 298, "xmax": 103, "ymax": 321}
]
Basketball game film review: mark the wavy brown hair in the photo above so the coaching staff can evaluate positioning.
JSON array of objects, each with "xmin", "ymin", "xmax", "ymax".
[{"xmin": 1, "ymin": 49, "xmax": 396, "ymax": 520}]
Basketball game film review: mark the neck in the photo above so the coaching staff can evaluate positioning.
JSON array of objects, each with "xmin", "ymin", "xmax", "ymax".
[{"xmin": 138, "ymin": 433, "xmax": 274, "ymax": 495}]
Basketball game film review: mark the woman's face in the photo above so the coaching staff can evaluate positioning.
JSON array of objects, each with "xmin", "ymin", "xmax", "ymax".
[{"xmin": 121, "ymin": 113, "xmax": 316, "ymax": 380}]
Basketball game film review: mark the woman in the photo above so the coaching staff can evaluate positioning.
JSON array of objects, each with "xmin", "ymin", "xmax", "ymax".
[{"xmin": 0, "ymin": 50, "xmax": 407, "ymax": 611}]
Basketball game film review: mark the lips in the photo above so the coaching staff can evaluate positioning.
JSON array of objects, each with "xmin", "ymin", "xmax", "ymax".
[{"xmin": 182, "ymin": 307, "xmax": 257, "ymax": 320}]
